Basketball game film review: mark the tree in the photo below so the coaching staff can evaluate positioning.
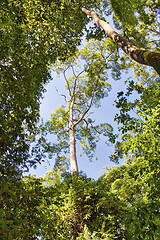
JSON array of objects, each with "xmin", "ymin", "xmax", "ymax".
[
  {"xmin": 1, "ymin": 0, "xmax": 159, "ymax": 177},
  {"xmin": 38, "ymin": 41, "xmax": 116, "ymax": 174},
  {"xmin": 78, "ymin": 4, "xmax": 160, "ymax": 75}
]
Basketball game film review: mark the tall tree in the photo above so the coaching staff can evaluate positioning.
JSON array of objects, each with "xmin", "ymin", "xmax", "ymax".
[
  {"xmin": 78, "ymin": 4, "xmax": 160, "ymax": 75},
  {"xmin": 38, "ymin": 41, "xmax": 115, "ymax": 174}
]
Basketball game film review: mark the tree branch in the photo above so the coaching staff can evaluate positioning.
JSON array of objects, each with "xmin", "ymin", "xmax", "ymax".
[
  {"xmin": 74, "ymin": 99, "xmax": 88, "ymax": 106},
  {"xmin": 63, "ymin": 67, "xmax": 72, "ymax": 97},
  {"xmin": 55, "ymin": 87, "xmax": 69, "ymax": 102},
  {"xmin": 73, "ymin": 79, "xmax": 98, "ymax": 128},
  {"xmin": 83, "ymin": 111, "xmax": 94, "ymax": 120},
  {"xmin": 81, "ymin": 7, "xmax": 146, "ymax": 63},
  {"xmin": 72, "ymin": 67, "xmax": 85, "ymax": 97}
]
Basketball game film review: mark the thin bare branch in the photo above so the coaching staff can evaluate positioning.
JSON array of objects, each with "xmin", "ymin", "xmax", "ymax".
[
  {"xmin": 56, "ymin": 143, "xmax": 69, "ymax": 157},
  {"xmin": 60, "ymin": 128, "xmax": 69, "ymax": 133},
  {"xmin": 76, "ymin": 69, "xmax": 85, "ymax": 78},
  {"xmin": 63, "ymin": 67, "xmax": 72, "ymax": 97},
  {"xmin": 83, "ymin": 118, "xmax": 89, "ymax": 128},
  {"xmin": 72, "ymin": 68, "xmax": 85, "ymax": 97},
  {"xmin": 83, "ymin": 111, "xmax": 94, "ymax": 120},
  {"xmin": 71, "ymin": 64, "xmax": 77, "ymax": 78},
  {"xmin": 74, "ymin": 100, "xmax": 88, "ymax": 106},
  {"xmin": 132, "ymin": 109, "xmax": 144, "ymax": 122},
  {"xmin": 55, "ymin": 87, "xmax": 69, "ymax": 102},
  {"xmin": 73, "ymin": 79, "xmax": 99, "ymax": 128},
  {"xmin": 101, "ymin": 52, "xmax": 113, "ymax": 63}
]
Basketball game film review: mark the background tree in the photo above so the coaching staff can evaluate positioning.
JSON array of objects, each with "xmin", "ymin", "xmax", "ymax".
[{"xmin": 38, "ymin": 40, "xmax": 116, "ymax": 174}]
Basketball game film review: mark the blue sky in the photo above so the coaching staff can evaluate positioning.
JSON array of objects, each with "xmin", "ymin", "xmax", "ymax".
[{"xmin": 28, "ymin": 68, "xmax": 132, "ymax": 180}]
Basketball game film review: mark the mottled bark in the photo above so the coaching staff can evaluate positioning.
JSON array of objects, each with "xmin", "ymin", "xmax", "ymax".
[
  {"xmin": 80, "ymin": 7, "xmax": 160, "ymax": 76},
  {"xmin": 143, "ymin": 51, "xmax": 160, "ymax": 75},
  {"xmin": 69, "ymin": 101, "xmax": 78, "ymax": 174}
]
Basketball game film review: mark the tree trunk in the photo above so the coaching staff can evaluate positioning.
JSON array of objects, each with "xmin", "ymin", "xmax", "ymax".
[
  {"xmin": 69, "ymin": 101, "xmax": 78, "ymax": 174},
  {"xmin": 80, "ymin": 7, "xmax": 160, "ymax": 76}
]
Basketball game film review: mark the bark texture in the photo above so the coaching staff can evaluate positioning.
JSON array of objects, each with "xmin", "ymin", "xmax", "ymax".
[
  {"xmin": 143, "ymin": 51, "xmax": 160, "ymax": 75},
  {"xmin": 80, "ymin": 7, "xmax": 160, "ymax": 76},
  {"xmin": 69, "ymin": 101, "xmax": 78, "ymax": 174}
]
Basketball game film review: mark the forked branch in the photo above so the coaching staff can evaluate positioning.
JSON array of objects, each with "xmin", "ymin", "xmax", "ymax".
[{"xmin": 74, "ymin": 79, "xmax": 98, "ymax": 128}]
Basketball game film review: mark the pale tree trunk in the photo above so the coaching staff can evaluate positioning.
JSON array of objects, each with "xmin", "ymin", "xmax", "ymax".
[
  {"xmin": 69, "ymin": 101, "xmax": 78, "ymax": 174},
  {"xmin": 80, "ymin": 7, "xmax": 160, "ymax": 76}
]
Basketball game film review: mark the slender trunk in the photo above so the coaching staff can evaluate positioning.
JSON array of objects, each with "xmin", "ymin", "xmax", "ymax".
[
  {"xmin": 80, "ymin": 7, "xmax": 160, "ymax": 76},
  {"xmin": 69, "ymin": 101, "xmax": 78, "ymax": 174}
]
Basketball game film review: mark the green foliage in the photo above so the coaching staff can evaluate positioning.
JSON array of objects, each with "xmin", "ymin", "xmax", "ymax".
[
  {"xmin": 108, "ymin": 63, "xmax": 160, "ymax": 238},
  {"xmin": 0, "ymin": 0, "xmax": 101, "ymax": 175},
  {"xmin": 110, "ymin": 0, "xmax": 159, "ymax": 28},
  {"xmin": 1, "ymin": 64, "xmax": 160, "ymax": 239},
  {"xmin": 31, "ymin": 173, "xmax": 128, "ymax": 239},
  {"xmin": 110, "ymin": 0, "xmax": 159, "ymax": 47},
  {"xmin": 0, "ymin": 175, "xmax": 45, "ymax": 239},
  {"xmin": 110, "ymin": 0, "xmax": 139, "ymax": 26},
  {"xmin": 101, "ymin": 163, "xmax": 160, "ymax": 239},
  {"xmin": 1, "ymin": 165, "xmax": 160, "ymax": 239},
  {"xmin": 1, "ymin": 0, "xmax": 160, "ymax": 239}
]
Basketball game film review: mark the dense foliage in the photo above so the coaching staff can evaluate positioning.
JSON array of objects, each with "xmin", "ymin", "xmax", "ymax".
[{"xmin": 1, "ymin": 163, "xmax": 160, "ymax": 239}]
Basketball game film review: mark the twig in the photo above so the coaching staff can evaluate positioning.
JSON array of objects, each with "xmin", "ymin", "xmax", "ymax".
[
  {"xmin": 55, "ymin": 87, "xmax": 69, "ymax": 102},
  {"xmin": 63, "ymin": 67, "xmax": 72, "ymax": 97}
]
